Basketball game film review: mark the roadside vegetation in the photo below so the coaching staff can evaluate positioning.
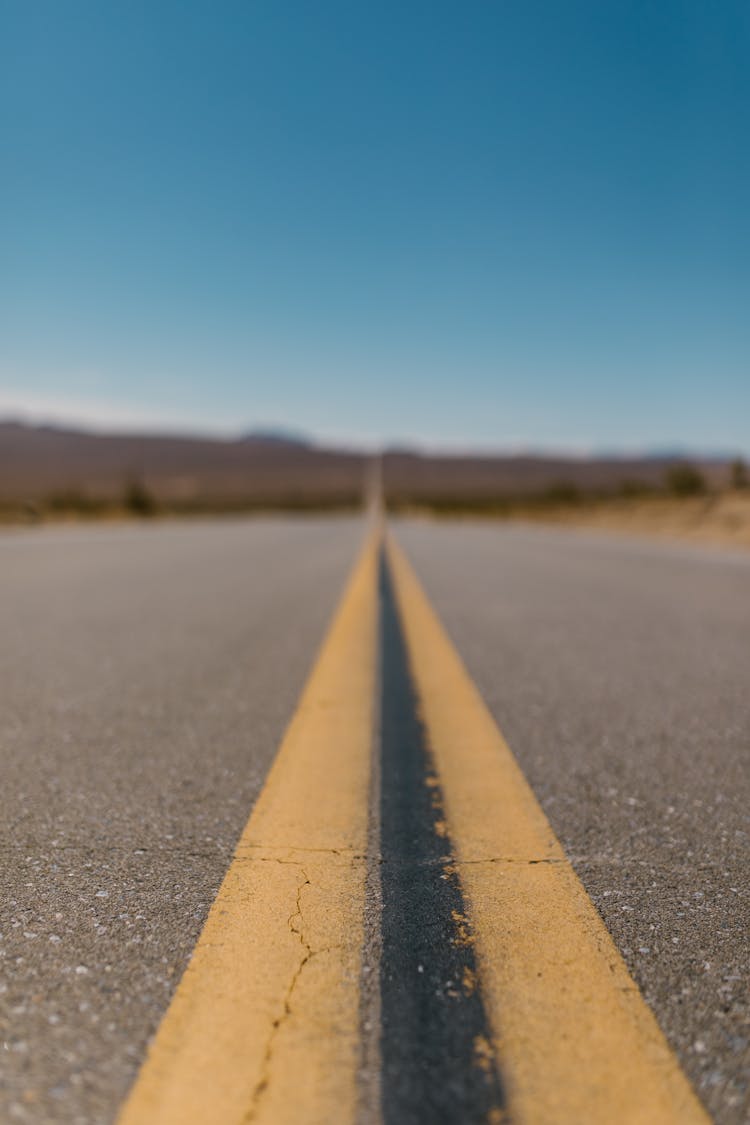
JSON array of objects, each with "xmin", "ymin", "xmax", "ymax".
[
  {"xmin": 0, "ymin": 480, "xmax": 363, "ymax": 525},
  {"xmin": 385, "ymin": 461, "xmax": 750, "ymax": 550},
  {"xmin": 2, "ymin": 460, "xmax": 748, "ymax": 551}
]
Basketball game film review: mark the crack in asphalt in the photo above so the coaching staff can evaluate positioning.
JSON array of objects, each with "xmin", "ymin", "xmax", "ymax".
[{"xmin": 243, "ymin": 866, "xmax": 313, "ymax": 1123}]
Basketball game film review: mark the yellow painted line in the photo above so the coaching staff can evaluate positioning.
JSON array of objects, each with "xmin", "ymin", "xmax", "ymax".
[
  {"xmin": 386, "ymin": 532, "xmax": 710, "ymax": 1125},
  {"xmin": 118, "ymin": 529, "xmax": 379, "ymax": 1125}
]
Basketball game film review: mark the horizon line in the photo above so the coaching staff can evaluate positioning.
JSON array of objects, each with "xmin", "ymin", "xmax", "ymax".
[{"xmin": 0, "ymin": 411, "xmax": 744, "ymax": 464}]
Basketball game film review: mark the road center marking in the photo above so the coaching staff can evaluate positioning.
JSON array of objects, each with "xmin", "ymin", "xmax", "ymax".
[
  {"xmin": 117, "ymin": 529, "xmax": 378, "ymax": 1125},
  {"xmin": 377, "ymin": 548, "xmax": 505, "ymax": 1123},
  {"xmin": 386, "ymin": 530, "xmax": 710, "ymax": 1125}
]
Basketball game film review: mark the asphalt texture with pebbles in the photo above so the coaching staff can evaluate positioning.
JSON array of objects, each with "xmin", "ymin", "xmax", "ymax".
[
  {"xmin": 0, "ymin": 517, "xmax": 364, "ymax": 1125},
  {"xmin": 2, "ymin": 515, "xmax": 748, "ymax": 1124},
  {"xmin": 395, "ymin": 518, "xmax": 750, "ymax": 1125}
]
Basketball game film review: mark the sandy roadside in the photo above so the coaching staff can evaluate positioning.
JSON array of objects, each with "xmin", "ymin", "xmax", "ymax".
[{"xmin": 515, "ymin": 491, "xmax": 750, "ymax": 551}]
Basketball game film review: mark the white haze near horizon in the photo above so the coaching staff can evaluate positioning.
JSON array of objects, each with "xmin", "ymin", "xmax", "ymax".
[{"xmin": 0, "ymin": 388, "xmax": 744, "ymax": 461}]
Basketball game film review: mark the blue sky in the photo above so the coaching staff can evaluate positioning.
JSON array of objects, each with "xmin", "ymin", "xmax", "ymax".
[{"xmin": 2, "ymin": 1, "xmax": 748, "ymax": 452}]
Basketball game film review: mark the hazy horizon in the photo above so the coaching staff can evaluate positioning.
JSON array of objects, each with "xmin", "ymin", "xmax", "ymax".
[{"xmin": 0, "ymin": 407, "xmax": 744, "ymax": 462}]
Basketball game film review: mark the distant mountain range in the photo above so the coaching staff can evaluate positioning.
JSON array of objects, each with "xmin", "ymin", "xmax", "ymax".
[
  {"xmin": 381, "ymin": 448, "xmax": 730, "ymax": 501},
  {"xmin": 238, "ymin": 428, "xmax": 313, "ymax": 448},
  {"xmin": 0, "ymin": 421, "xmax": 363, "ymax": 504},
  {"xmin": 0, "ymin": 420, "xmax": 731, "ymax": 506}
]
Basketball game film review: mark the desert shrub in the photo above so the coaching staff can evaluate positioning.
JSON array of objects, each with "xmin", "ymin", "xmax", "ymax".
[
  {"xmin": 124, "ymin": 479, "xmax": 157, "ymax": 516},
  {"xmin": 538, "ymin": 481, "xmax": 582, "ymax": 506},
  {"xmin": 665, "ymin": 463, "xmax": 706, "ymax": 497}
]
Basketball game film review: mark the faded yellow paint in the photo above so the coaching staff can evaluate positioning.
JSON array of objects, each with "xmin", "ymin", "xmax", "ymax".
[
  {"xmin": 450, "ymin": 909, "xmax": 475, "ymax": 949},
  {"xmin": 386, "ymin": 532, "xmax": 710, "ymax": 1125},
  {"xmin": 473, "ymin": 1033, "xmax": 496, "ymax": 1074},
  {"xmin": 118, "ymin": 529, "xmax": 379, "ymax": 1125},
  {"xmin": 462, "ymin": 965, "xmax": 478, "ymax": 996}
]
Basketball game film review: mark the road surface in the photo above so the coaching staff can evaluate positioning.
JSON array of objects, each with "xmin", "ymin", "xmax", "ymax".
[
  {"xmin": 0, "ymin": 516, "xmax": 747, "ymax": 1124},
  {"xmin": 0, "ymin": 517, "xmax": 365, "ymax": 1125},
  {"xmin": 396, "ymin": 519, "xmax": 750, "ymax": 1123}
]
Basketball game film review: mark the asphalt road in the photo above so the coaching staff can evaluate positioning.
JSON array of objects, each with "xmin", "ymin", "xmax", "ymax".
[
  {"xmin": 2, "ymin": 516, "xmax": 748, "ymax": 1124},
  {"xmin": 0, "ymin": 517, "xmax": 365, "ymax": 1125},
  {"xmin": 395, "ymin": 519, "xmax": 750, "ymax": 1124}
]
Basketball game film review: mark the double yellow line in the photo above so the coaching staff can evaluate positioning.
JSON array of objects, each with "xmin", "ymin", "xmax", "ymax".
[{"xmin": 118, "ymin": 526, "xmax": 709, "ymax": 1125}]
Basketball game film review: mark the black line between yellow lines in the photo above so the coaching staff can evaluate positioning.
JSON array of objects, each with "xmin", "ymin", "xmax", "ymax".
[{"xmin": 378, "ymin": 547, "xmax": 505, "ymax": 1124}]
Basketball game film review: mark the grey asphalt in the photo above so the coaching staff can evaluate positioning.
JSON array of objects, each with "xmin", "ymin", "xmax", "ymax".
[
  {"xmin": 0, "ymin": 516, "xmax": 365, "ymax": 1125},
  {"xmin": 3, "ymin": 516, "xmax": 749, "ymax": 1125},
  {"xmin": 395, "ymin": 518, "xmax": 750, "ymax": 1125}
]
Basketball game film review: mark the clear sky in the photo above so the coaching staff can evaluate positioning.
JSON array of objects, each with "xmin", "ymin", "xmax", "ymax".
[{"xmin": 2, "ymin": 1, "xmax": 748, "ymax": 452}]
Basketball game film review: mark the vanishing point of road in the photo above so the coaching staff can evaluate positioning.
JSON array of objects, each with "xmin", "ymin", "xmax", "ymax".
[{"xmin": 0, "ymin": 515, "xmax": 748, "ymax": 1124}]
